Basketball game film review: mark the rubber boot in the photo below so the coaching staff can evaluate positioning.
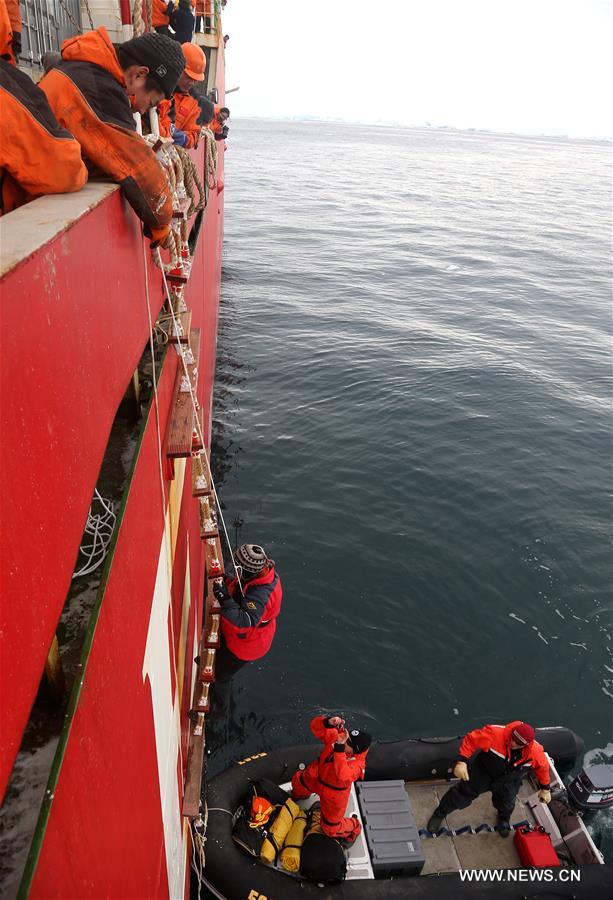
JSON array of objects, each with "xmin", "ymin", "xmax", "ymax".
[
  {"xmin": 497, "ymin": 817, "xmax": 511, "ymax": 838},
  {"xmin": 427, "ymin": 807, "xmax": 445, "ymax": 833}
]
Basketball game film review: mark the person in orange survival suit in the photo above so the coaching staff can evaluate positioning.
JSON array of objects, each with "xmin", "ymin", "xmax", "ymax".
[
  {"xmin": 40, "ymin": 29, "xmax": 186, "ymax": 247},
  {"xmin": 291, "ymin": 716, "xmax": 372, "ymax": 846},
  {"xmin": 427, "ymin": 721, "xmax": 552, "ymax": 837},
  {"xmin": 212, "ymin": 543, "xmax": 283, "ymax": 683},
  {"xmin": 0, "ymin": 0, "xmax": 87, "ymax": 214},
  {"xmin": 157, "ymin": 42, "xmax": 205, "ymax": 148}
]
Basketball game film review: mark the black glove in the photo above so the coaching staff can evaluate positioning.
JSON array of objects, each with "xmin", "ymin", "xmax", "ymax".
[
  {"xmin": 213, "ymin": 581, "xmax": 230, "ymax": 603},
  {"xmin": 12, "ymin": 32, "xmax": 21, "ymax": 57}
]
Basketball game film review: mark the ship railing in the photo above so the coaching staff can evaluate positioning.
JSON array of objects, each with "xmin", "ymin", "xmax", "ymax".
[
  {"xmin": 195, "ymin": 0, "xmax": 220, "ymax": 37},
  {"xmin": 18, "ymin": 0, "xmax": 82, "ymax": 69}
]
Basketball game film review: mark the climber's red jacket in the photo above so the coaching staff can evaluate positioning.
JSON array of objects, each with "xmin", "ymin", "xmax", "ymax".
[
  {"xmin": 219, "ymin": 563, "xmax": 282, "ymax": 660},
  {"xmin": 40, "ymin": 27, "xmax": 172, "ymax": 243},
  {"xmin": 0, "ymin": 2, "xmax": 87, "ymax": 214},
  {"xmin": 458, "ymin": 720, "xmax": 550, "ymax": 788}
]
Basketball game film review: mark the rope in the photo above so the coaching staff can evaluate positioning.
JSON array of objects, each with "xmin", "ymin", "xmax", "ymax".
[
  {"xmin": 83, "ymin": 0, "xmax": 95, "ymax": 30},
  {"xmin": 145, "ymin": 0, "xmax": 153, "ymax": 32},
  {"xmin": 421, "ymin": 818, "xmax": 530, "ymax": 838},
  {"xmin": 57, "ymin": 0, "xmax": 81, "ymax": 33},
  {"xmin": 190, "ymin": 801, "xmax": 209, "ymax": 900},
  {"xmin": 141, "ymin": 232, "xmax": 168, "ymax": 518},
  {"xmin": 176, "ymin": 147, "xmax": 206, "ymax": 217},
  {"xmin": 155, "ymin": 249, "xmax": 244, "ymax": 595},
  {"xmin": 72, "ymin": 490, "xmax": 116, "ymax": 578},
  {"xmin": 201, "ymin": 128, "xmax": 218, "ymax": 190},
  {"xmin": 132, "ymin": 0, "xmax": 145, "ymax": 36}
]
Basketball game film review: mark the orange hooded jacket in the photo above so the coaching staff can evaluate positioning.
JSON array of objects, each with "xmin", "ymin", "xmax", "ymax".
[
  {"xmin": 152, "ymin": 0, "xmax": 172, "ymax": 28},
  {"xmin": 457, "ymin": 720, "xmax": 550, "ymax": 788},
  {"xmin": 0, "ymin": 0, "xmax": 87, "ymax": 214},
  {"xmin": 158, "ymin": 91, "xmax": 201, "ymax": 148},
  {"xmin": 40, "ymin": 28, "xmax": 172, "ymax": 242}
]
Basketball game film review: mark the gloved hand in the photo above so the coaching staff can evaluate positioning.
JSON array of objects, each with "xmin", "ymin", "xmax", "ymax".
[
  {"xmin": 12, "ymin": 31, "xmax": 22, "ymax": 57},
  {"xmin": 453, "ymin": 761, "xmax": 469, "ymax": 781},
  {"xmin": 213, "ymin": 581, "xmax": 230, "ymax": 603},
  {"xmin": 538, "ymin": 789, "xmax": 551, "ymax": 804},
  {"xmin": 172, "ymin": 129, "xmax": 188, "ymax": 147}
]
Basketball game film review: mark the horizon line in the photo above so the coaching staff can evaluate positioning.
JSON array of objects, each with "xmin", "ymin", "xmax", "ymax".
[{"xmin": 227, "ymin": 114, "xmax": 612, "ymax": 144}]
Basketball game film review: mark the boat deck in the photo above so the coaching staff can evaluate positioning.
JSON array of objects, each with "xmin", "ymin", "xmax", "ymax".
[{"xmin": 405, "ymin": 778, "xmax": 539, "ymax": 873}]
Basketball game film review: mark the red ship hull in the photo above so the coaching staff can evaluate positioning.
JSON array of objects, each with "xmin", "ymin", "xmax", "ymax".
[{"xmin": 0, "ymin": 45, "xmax": 225, "ymax": 897}]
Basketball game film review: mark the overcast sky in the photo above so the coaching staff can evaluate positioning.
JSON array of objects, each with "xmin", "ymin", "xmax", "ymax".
[{"xmin": 221, "ymin": 0, "xmax": 612, "ymax": 138}]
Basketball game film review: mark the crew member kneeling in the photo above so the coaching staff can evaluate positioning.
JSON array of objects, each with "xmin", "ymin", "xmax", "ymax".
[
  {"xmin": 291, "ymin": 715, "xmax": 371, "ymax": 846},
  {"xmin": 213, "ymin": 543, "xmax": 282, "ymax": 682},
  {"xmin": 427, "ymin": 720, "xmax": 551, "ymax": 837}
]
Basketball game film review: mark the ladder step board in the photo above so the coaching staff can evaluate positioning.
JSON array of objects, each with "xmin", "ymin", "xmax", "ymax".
[
  {"xmin": 183, "ymin": 714, "xmax": 205, "ymax": 818},
  {"xmin": 165, "ymin": 329, "xmax": 201, "ymax": 458},
  {"xmin": 205, "ymin": 536, "xmax": 224, "ymax": 578},
  {"xmin": 199, "ymin": 496, "xmax": 219, "ymax": 540},
  {"xmin": 172, "ymin": 196, "xmax": 191, "ymax": 220},
  {"xmin": 167, "ymin": 310, "xmax": 192, "ymax": 344},
  {"xmin": 192, "ymin": 451, "xmax": 212, "ymax": 497}
]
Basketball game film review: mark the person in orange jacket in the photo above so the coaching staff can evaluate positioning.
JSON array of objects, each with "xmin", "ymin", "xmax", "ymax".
[
  {"xmin": 4, "ymin": 0, "xmax": 19, "ymax": 59},
  {"xmin": 0, "ymin": 0, "xmax": 87, "ymax": 214},
  {"xmin": 40, "ymin": 29, "xmax": 185, "ymax": 247},
  {"xmin": 291, "ymin": 715, "xmax": 371, "ymax": 846},
  {"xmin": 427, "ymin": 721, "xmax": 552, "ymax": 837},
  {"xmin": 152, "ymin": 0, "xmax": 174, "ymax": 35},
  {"xmin": 158, "ymin": 42, "xmax": 205, "ymax": 148}
]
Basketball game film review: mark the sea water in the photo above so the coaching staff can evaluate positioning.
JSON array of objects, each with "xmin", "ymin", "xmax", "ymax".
[{"xmin": 210, "ymin": 119, "xmax": 612, "ymax": 855}]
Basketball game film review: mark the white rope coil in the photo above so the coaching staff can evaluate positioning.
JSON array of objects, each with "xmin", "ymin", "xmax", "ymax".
[{"xmin": 72, "ymin": 490, "xmax": 117, "ymax": 579}]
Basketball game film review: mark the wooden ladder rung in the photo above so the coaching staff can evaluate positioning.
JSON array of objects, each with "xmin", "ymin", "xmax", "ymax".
[
  {"xmin": 199, "ymin": 496, "xmax": 219, "ymax": 540},
  {"xmin": 205, "ymin": 614, "xmax": 221, "ymax": 649},
  {"xmin": 192, "ymin": 451, "xmax": 212, "ymax": 497},
  {"xmin": 205, "ymin": 536, "xmax": 224, "ymax": 578},
  {"xmin": 165, "ymin": 370, "xmax": 195, "ymax": 459},
  {"xmin": 172, "ymin": 196, "xmax": 191, "ymax": 220},
  {"xmin": 168, "ymin": 310, "xmax": 192, "ymax": 344},
  {"xmin": 183, "ymin": 713, "xmax": 206, "ymax": 818},
  {"xmin": 165, "ymin": 329, "xmax": 202, "ymax": 458},
  {"xmin": 200, "ymin": 647, "xmax": 216, "ymax": 683}
]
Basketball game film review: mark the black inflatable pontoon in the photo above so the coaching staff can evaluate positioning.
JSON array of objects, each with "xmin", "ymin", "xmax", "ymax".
[{"xmin": 203, "ymin": 728, "xmax": 611, "ymax": 899}]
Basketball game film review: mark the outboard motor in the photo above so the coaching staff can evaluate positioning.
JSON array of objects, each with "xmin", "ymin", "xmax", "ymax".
[{"xmin": 567, "ymin": 763, "xmax": 613, "ymax": 819}]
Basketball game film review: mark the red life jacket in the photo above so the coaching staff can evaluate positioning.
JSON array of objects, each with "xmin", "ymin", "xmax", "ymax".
[
  {"xmin": 458, "ymin": 720, "xmax": 550, "ymax": 787},
  {"xmin": 220, "ymin": 565, "xmax": 282, "ymax": 661}
]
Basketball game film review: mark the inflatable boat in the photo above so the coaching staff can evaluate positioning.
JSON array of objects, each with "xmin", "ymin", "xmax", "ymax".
[{"xmin": 202, "ymin": 728, "xmax": 610, "ymax": 899}]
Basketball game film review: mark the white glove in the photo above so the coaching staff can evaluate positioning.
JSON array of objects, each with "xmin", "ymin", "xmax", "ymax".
[
  {"xmin": 453, "ymin": 761, "xmax": 469, "ymax": 781},
  {"xmin": 538, "ymin": 788, "xmax": 551, "ymax": 804}
]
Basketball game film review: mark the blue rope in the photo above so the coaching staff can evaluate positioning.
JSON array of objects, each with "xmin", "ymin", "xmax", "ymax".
[{"xmin": 419, "ymin": 819, "xmax": 530, "ymax": 838}]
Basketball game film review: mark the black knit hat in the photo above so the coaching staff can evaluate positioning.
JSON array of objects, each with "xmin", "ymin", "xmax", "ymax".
[
  {"xmin": 119, "ymin": 33, "xmax": 186, "ymax": 99},
  {"xmin": 347, "ymin": 729, "xmax": 371, "ymax": 754}
]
